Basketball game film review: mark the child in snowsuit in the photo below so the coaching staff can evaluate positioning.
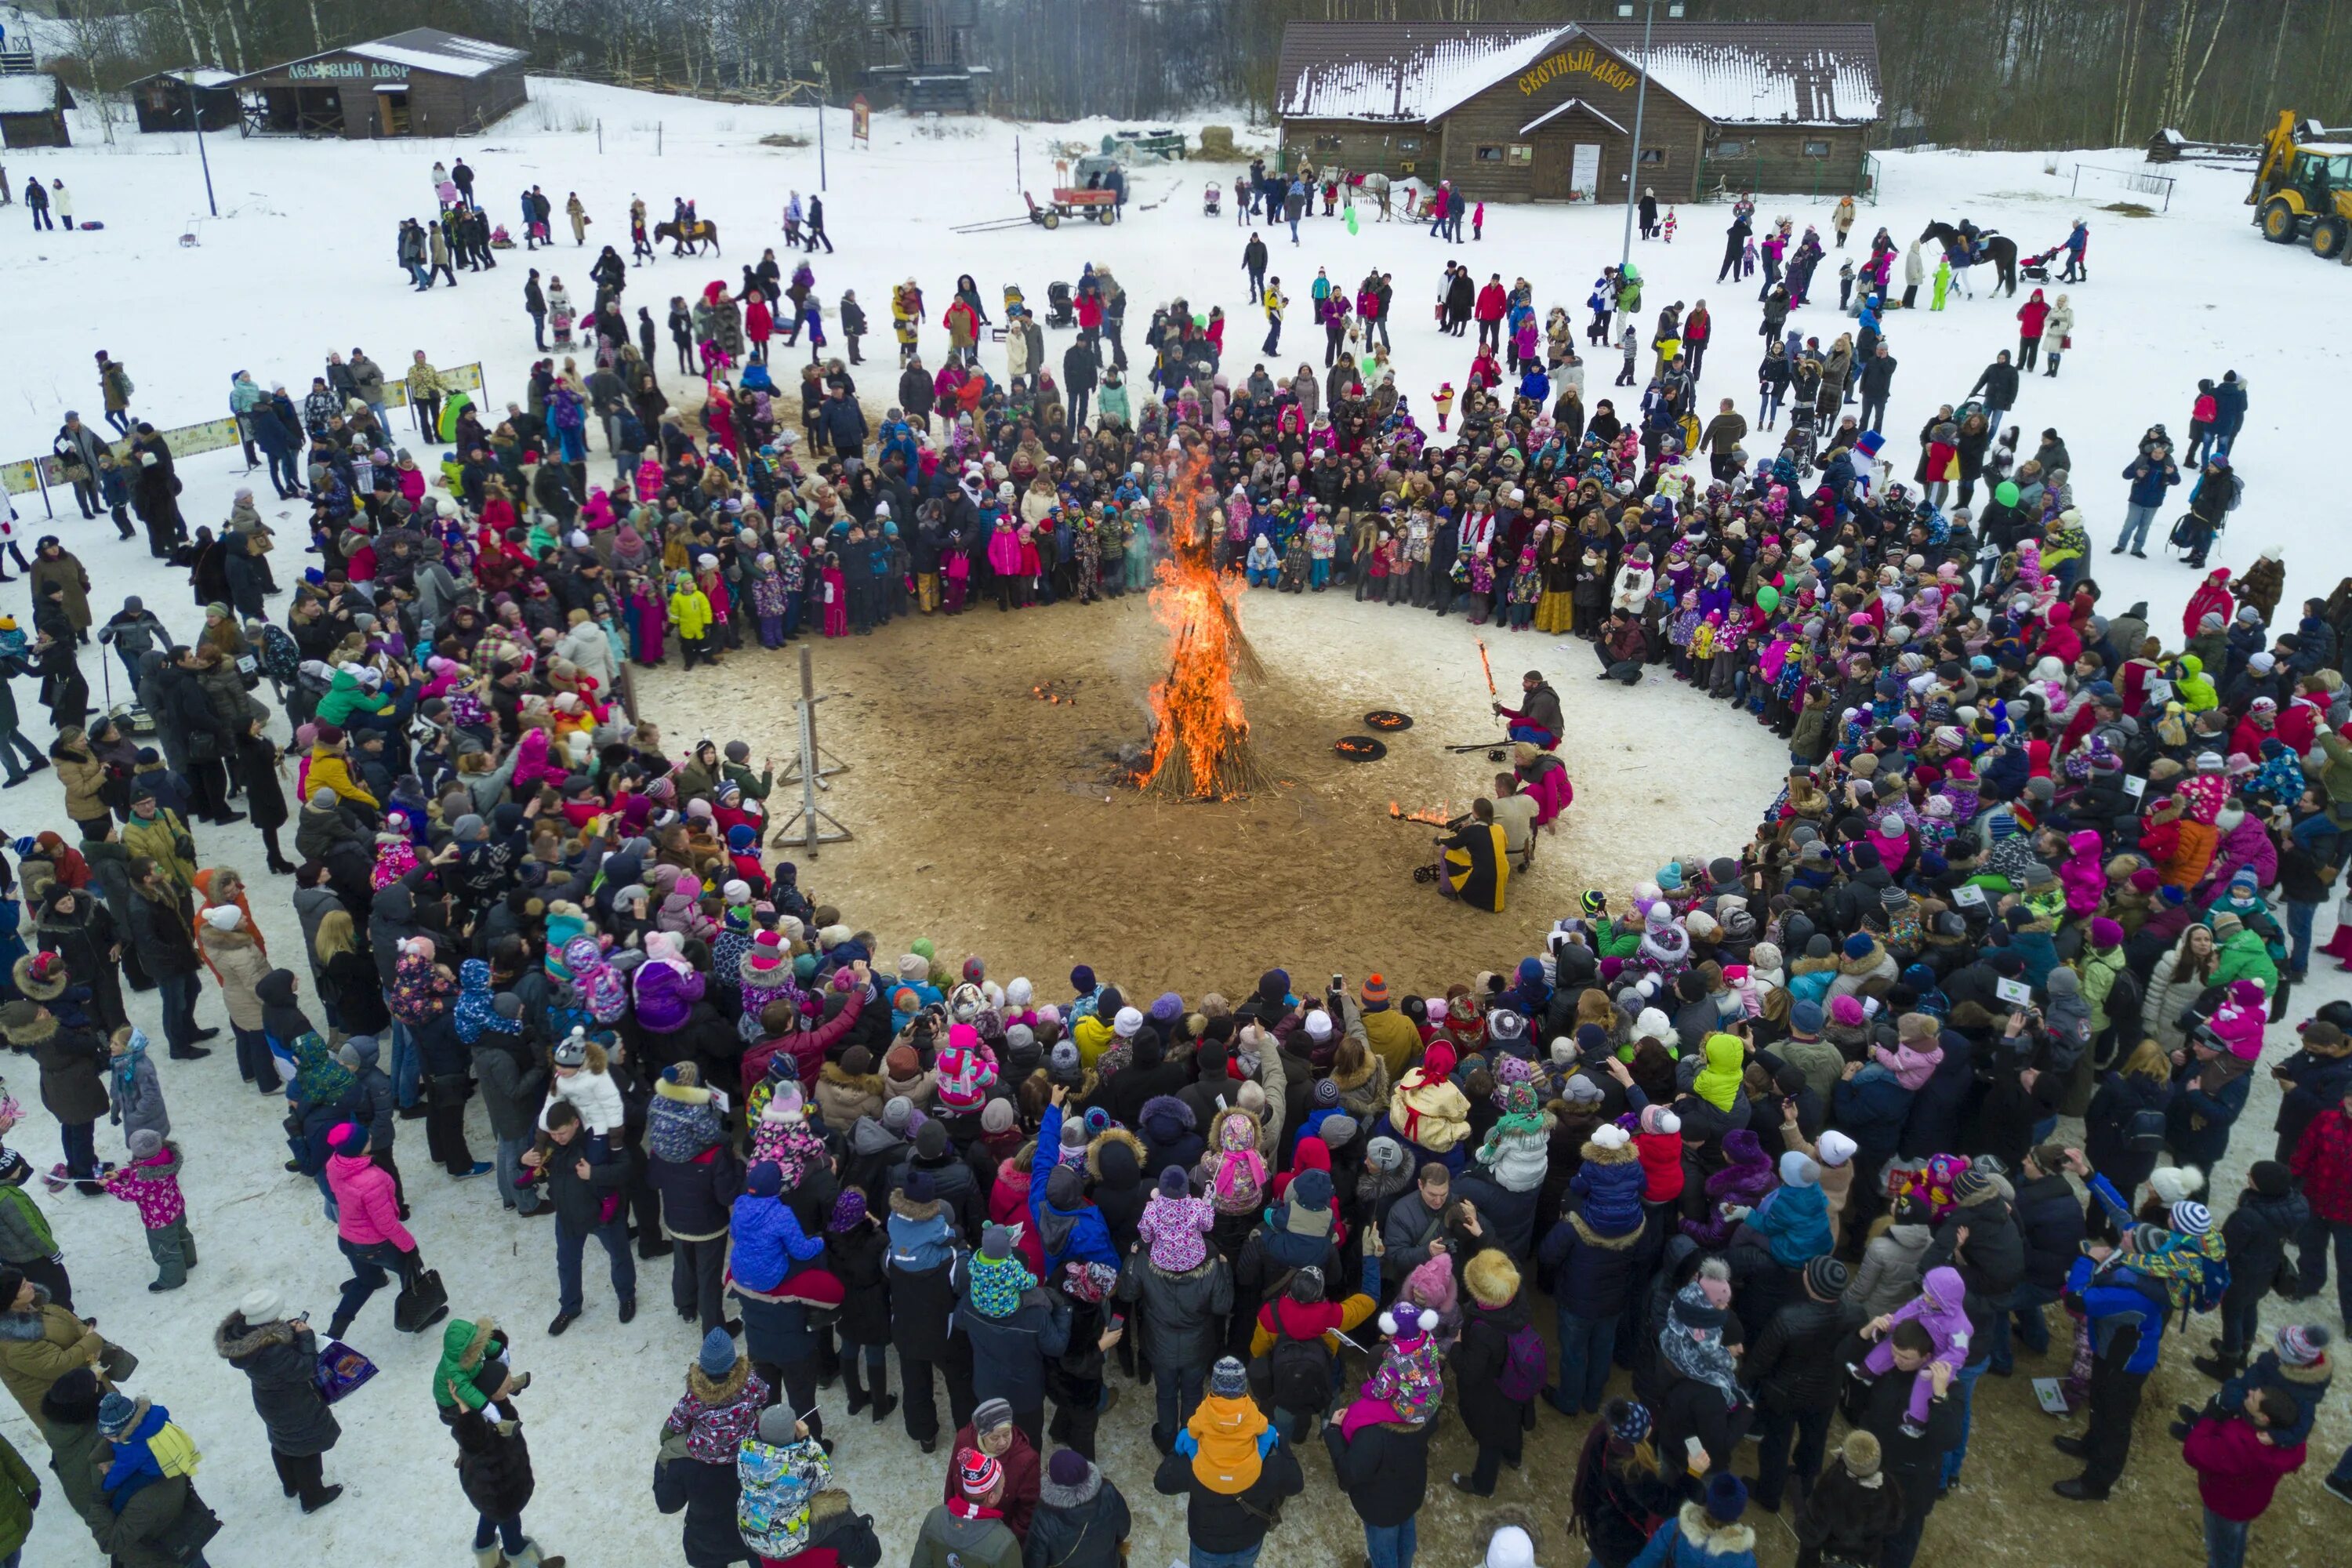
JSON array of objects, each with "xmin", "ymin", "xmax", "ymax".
[
  {"xmin": 103, "ymin": 1129, "xmax": 195, "ymax": 1290},
  {"xmin": 1616, "ymin": 322, "xmax": 1639, "ymax": 387},
  {"xmin": 1855, "ymin": 1264, "xmax": 1971, "ymax": 1431},
  {"xmin": 1432, "ymin": 383, "xmax": 1455, "ymax": 432}
]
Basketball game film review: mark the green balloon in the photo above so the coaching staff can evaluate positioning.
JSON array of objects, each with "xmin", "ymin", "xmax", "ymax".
[
  {"xmin": 1756, "ymin": 586, "xmax": 1780, "ymax": 612},
  {"xmin": 1995, "ymin": 481, "xmax": 2020, "ymax": 506},
  {"xmin": 1345, "ymin": 206, "xmax": 1360, "ymax": 236},
  {"xmin": 1195, "ymin": 314, "xmax": 1208, "ymax": 329}
]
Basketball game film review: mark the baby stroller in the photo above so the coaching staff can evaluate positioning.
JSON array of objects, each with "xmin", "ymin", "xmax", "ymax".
[
  {"xmin": 1203, "ymin": 182, "xmax": 1222, "ymax": 218},
  {"xmin": 1045, "ymin": 281, "xmax": 1076, "ymax": 329},
  {"xmin": 2020, "ymin": 245, "xmax": 2060, "ymax": 282},
  {"xmin": 1782, "ymin": 401, "xmax": 1820, "ymax": 474}
]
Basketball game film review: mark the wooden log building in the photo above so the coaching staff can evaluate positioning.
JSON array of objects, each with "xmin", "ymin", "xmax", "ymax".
[
  {"xmin": 230, "ymin": 27, "xmax": 528, "ymax": 140},
  {"xmin": 0, "ymin": 70, "xmax": 71, "ymax": 149},
  {"xmin": 129, "ymin": 68, "xmax": 242, "ymax": 133},
  {"xmin": 1276, "ymin": 19, "xmax": 1881, "ymax": 204}
]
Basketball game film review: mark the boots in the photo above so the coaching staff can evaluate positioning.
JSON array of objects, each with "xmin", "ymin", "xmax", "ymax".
[
  {"xmin": 512, "ymin": 1541, "xmax": 564, "ymax": 1568},
  {"xmin": 474, "ymin": 1548, "xmax": 505, "ymax": 1568}
]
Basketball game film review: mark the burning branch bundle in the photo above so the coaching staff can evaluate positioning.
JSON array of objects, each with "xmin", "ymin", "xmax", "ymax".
[{"xmin": 1138, "ymin": 444, "xmax": 1267, "ymax": 800}]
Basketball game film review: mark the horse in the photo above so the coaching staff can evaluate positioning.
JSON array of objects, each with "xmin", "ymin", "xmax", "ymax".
[
  {"xmin": 1920, "ymin": 220, "xmax": 2016, "ymax": 297},
  {"xmin": 1354, "ymin": 171, "xmax": 1395, "ymax": 221},
  {"xmin": 655, "ymin": 218, "xmax": 720, "ymax": 257}
]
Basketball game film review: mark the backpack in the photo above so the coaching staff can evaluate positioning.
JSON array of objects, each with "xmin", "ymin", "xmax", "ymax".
[
  {"xmin": 1496, "ymin": 1322, "xmax": 1548, "ymax": 1403},
  {"xmin": 1258, "ymin": 1332, "xmax": 1334, "ymax": 1414}
]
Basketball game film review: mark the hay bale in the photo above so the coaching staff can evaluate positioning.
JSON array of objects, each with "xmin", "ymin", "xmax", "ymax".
[{"xmin": 1197, "ymin": 125, "xmax": 1236, "ymax": 160}]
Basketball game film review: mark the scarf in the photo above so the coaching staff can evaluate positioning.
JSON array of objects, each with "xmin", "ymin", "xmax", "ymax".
[
  {"xmin": 1658, "ymin": 1279, "xmax": 1743, "ymax": 1406},
  {"xmin": 113, "ymin": 1028, "xmax": 151, "ymax": 1100}
]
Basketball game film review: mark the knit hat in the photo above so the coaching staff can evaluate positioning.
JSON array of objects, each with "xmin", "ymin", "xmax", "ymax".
[
  {"xmin": 1816, "ymin": 1130, "xmax": 1857, "ymax": 1167},
  {"xmin": 129, "ymin": 1129, "xmax": 162, "ymax": 1160},
  {"xmin": 1210, "ymin": 1356, "xmax": 1248, "ymax": 1398},
  {"xmin": 1704, "ymin": 1474, "xmax": 1748, "ymax": 1523},
  {"xmin": 1789, "ymin": 998, "xmax": 1824, "ymax": 1035},
  {"xmin": 1362, "ymin": 974, "xmax": 1390, "ymax": 1003},
  {"xmin": 2250, "ymin": 1160, "xmax": 2293, "ymax": 1198},
  {"xmin": 829, "ymin": 1189, "xmax": 868, "ymax": 1233},
  {"xmin": 2277, "ymin": 1324, "xmax": 2330, "ymax": 1367},
  {"xmin": 1953, "ymin": 1168, "xmax": 1993, "ymax": 1205},
  {"xmin": 1842, "ymin": 1428, "xmax": 1882, "ymax": 1478},
  {"xmin": 1366, "ymin": 1136, "xmax": 1409, "ymax": 1174},
  {"xmin": 979, "ymin": 1098, "xmax": 1015, "ymax": 1134},
  {"xmin": 957, "ymin": 1447, "xmax": 1003, "ymax": 1498},
  {"xmin": 1604, "ymin": 1398, "xmax": 1651, "ymax": 1444},
  {"xmin": 697, "ymin": 1327, "xmax": 738, "ymax": 1377},
  {"xmin": 1804, "ymin": 1256, "xmax": 1849, "ymax": 1300},
  {"xmin": 97, "ymin": 1392, "xmax": 138, "ymax": 1437},
  {"xmin": 2171, "ymin": 1200, "xmax": 2212, "ymax": 1236},
  {"xmin": 745, "ymin": 1162, "xmax": 783, "ymax": 1197},
  {"xmin": 1112, "ymin": 1006, "xmax": 1144, "ymax": 1039},
  {"xmin": 1779, "ymin": 1151, "xmax": 1819, "ymax": 1188},
  {"xmin": 240, "ymin": 1287, "xmax": 286, "ymax": 1323},
  {"xmin": 972, "ymin": 1398, "xmax": 1014, "ymax": 1433},
  {"xmin": 1047, "ymin": 1447, "xmax": 1093, "ymax": 1490},
  {"xmin": 328, "ymin": 1121, "xmax": 369, "ymax": 1156}
]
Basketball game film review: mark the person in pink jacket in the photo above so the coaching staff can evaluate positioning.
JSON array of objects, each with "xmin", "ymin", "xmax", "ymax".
[
  {"xmin": 1853, "ymin": 1265, "xmax": 1971, "ymax": 1431},
  {"xmin": 325, "ymin": 1121, "xmax": 427, "ymax": 1339},
  {"xmin": 2060, "ymin": 829, "xmax": 2107, "ymax": 919}
]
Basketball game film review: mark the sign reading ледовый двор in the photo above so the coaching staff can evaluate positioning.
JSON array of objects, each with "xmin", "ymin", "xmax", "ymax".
[
  {"xmin": 289, "ymin": 60, "xmax": 410, "ymax": 81},
  {"xmin": 1516, "ymin": 46, "xmax": 1637, "ymax": 97}
]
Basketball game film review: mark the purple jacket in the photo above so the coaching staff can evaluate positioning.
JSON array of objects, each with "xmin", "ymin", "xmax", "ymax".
[{"xmin": 632, "ymin": 958, "xmax": 706, "ymax": 1034}]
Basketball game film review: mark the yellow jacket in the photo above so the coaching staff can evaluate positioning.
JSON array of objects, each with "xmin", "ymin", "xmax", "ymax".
[
  {"xmin": 670, "ymin": 587, "xmax": 713, "ymax": 640},
  {"xmin": 306, "ymin": 746, "xmax": 380, "ymax": 808},
  {"xmin": 1072, "ymin": 1012, "xmax": 1117, "ymax": 1069},
  {"xmin": 406, "ymin": 359, "xmax": 444, "ymax": 398}
]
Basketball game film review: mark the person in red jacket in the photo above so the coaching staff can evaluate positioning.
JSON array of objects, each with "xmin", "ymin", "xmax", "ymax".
[
  {"xmin": 2291, "ymin": 1083, "xmax": 2352, "ymax": 1327},
  {"xmin": 2181, "ymin": 1388, "xmax": 2305, "ymax": 1568},
  {"xmin": 1475, "ymin": 274, "xmax": 1508, "ymax": 352},
  {"xmin": 2016, "ymin": 287, "xmax": 2052, "ymax": 372}
]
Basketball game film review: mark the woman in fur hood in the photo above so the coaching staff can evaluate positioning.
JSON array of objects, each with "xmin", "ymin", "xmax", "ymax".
[
  {"xmin": 215, "ymin": 1285, "xmax": 342, "ymax": 1512},
  {"xmin": 815, "ymin": 1046, "xmax": 887, "ymax": 1129}
]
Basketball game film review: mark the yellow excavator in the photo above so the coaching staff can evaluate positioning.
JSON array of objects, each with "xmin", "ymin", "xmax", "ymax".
[{"xmin": 2249, "ymin": 109, "xmax": 2352, "ymax": 259}]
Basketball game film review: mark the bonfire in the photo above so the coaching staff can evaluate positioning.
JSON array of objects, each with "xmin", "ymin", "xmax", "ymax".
[{"xmin": 1138, "ymin": 444, "xmax": 1266, "ymax": 799}]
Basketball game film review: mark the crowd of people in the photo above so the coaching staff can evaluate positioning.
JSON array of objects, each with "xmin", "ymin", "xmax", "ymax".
[{"xmin": 0, "ymin": 148, "xmax": 2344, "ymax": 1568}]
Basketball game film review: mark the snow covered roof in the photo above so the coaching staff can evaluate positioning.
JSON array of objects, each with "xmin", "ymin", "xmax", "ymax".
[
  {"xmin": 0, "ymin": 72, "xmax": 64, "ymax": 114},
  {"xmin": 1276, "ymin": 20, "xmax": 1881, "ymax": 128},
  {"xmin": 129, "ymin": 67, "xmax": 241, "ymax": 89},
  {"xmin": 1276, "ymin": 21, "xmax": 1556, "ymax": 123},
  {"xmin": 348, "ymin": 28, "xmax": 527, "ymax": 80}
]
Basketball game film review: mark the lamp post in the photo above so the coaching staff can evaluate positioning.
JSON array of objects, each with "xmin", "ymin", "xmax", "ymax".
[
  {"xmin": 1614, "ymin": 0, "xmax": 1681, "ymax": 270},
  {"xmin": 183, "ymin": 71, "xmax": 217, "ymax": 218}
]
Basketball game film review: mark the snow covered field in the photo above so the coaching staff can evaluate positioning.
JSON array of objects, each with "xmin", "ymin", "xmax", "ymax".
[{"xmin": 0, "ymin": 77, "xmax": 2345, "ymax": 1566}]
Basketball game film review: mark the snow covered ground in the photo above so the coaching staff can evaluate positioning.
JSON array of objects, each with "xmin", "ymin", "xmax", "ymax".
[{"xmin": 0, "ymin": 78, "xmax": 2346, "ymax": 1566}]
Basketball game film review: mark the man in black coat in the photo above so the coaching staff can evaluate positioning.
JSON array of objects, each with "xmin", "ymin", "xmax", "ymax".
[
  {"xmin": 1744, "ymin": 1255, "xmax": 1861, "ymax": 1512},
  {"xmin": 1967, "ymin": 350, "xmax": 2020, "ymax": 436}
]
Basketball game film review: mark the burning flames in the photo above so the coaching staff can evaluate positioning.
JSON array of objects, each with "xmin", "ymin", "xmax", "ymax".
[
  {"xmin": 1391, "ymin": 801, "xmax": 1457, "ymax": 826},
  {"xmin": 1138, "ymin": 445, "xmax": 1265, "ymax": 800}
]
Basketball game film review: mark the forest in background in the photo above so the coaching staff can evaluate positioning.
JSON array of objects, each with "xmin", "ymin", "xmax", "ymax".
[{"xmin": 30, "ymin": 0, "xmax": 2352, "ymax": 149}]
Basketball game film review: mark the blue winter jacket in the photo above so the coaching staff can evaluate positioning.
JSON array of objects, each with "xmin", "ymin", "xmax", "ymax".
[
  {"xmin": 1749, "ymin": 1180, "xmax": 1832, "ymax": 1268},
  {"xmin": 2122, "ymin": 455, "xmax": 2181, "ymax": 509},
  {"xmin": 730, "ymin": 1192, "xmax": 826, "ymax": 1293},
  {"xmin": 2066, "ymin": 1254, "xmax": 2166, "ymax": 1375},
  {"xmin": 1830, "ymin": 1072, "xmax": 1912, "ymax": 1156},
  {"xmin": 1031, "ymin": 1105, "xmax": 1119, "ymax": 1278}
]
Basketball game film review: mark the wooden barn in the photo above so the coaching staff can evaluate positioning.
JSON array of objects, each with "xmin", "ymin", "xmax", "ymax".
[
  {"xmin": 1275, "ymin": 20, "xmax": 1881, "ymax": 204},
  {"xmin": 129, "ymin": 67, "xmax": 242, "ymax": 133},
  {"xmin": 231, "ymin": 27, "xmax": 528, "ymax": 140},
  {"xmin": 0, "ymin": 70, "xmax": 71, "ymax": 149}
]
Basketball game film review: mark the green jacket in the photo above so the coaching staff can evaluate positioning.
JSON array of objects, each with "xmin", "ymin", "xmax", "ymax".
[
  {"xmin": 0, "ymin": 1432, "xmax": 36, "ymax": 1555},
  {"xmin": 720, "ymin": 760, "xmax": 774, "ymax": 802},
  {"xmin": 434, "ymin": 1316, "xmax": 501, "ymax": 1414},
  {"xmin": 313, "ymin": 670, "xmax": 390, "ymax": 729},
  {"xmin": 2211, "ymin": 927, "xmax": 2279, "ymax": 991},
  {"xmin": 0, "ymin": 1182, "xmax": 57, "ymax": 1266},
  {"xmin": 2078, "ymin": 946, "xmax": 2125, "ymax": 1034}
]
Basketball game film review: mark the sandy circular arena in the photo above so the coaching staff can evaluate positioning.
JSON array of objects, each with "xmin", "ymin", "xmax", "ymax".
[{"xmin": 637, "ymin": 587, "xmax": 1793, "ymax": 990}]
